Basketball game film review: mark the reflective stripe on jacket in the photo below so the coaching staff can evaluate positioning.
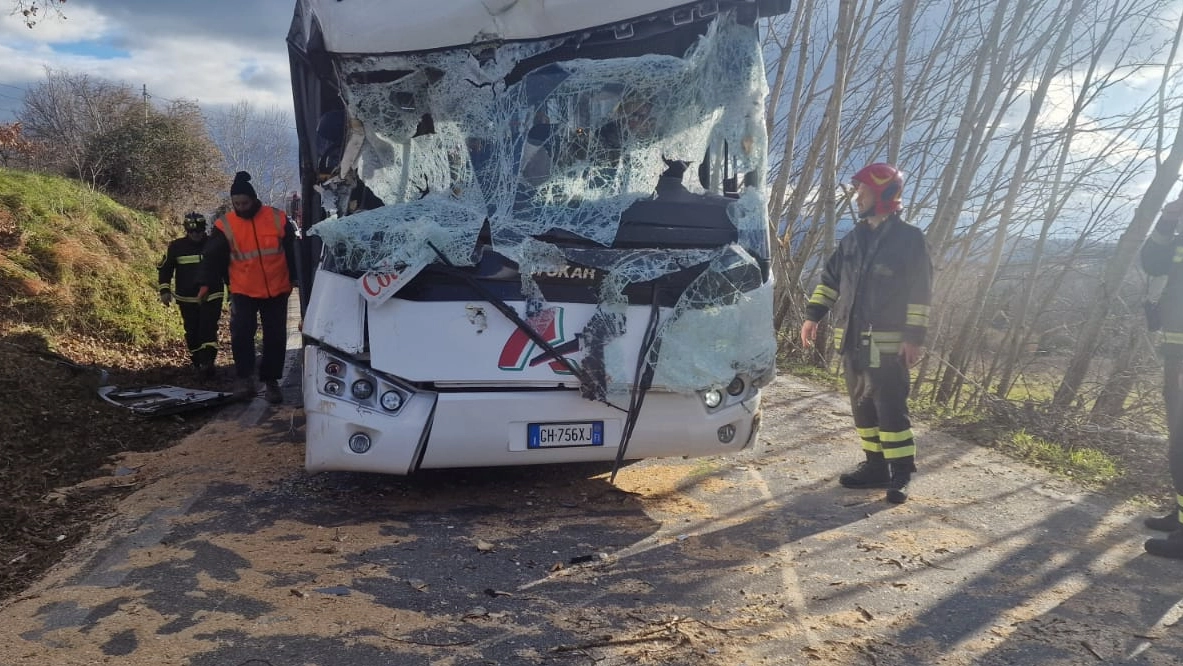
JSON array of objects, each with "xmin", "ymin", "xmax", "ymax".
[
  {"xmin": 157, "ymin": 235, "xmax": 221, "ymax": 299},
  {"xmin": 805, "ymin": 214, "xmax": 933, "ymax": 352},
  {"xmin": 215, "ymin": 206, "xmax": 292, "ymax": 299}
]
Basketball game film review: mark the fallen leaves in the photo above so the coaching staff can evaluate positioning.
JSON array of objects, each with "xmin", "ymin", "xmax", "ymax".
[{"xmin": 1, "ymin": 334, "xmax": 214, "ymax": 601}]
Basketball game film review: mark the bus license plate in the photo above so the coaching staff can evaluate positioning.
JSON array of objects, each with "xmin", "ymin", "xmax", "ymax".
[{"xmin": 527, "ymin": 421, "xmax": 604, "ymax": 449}]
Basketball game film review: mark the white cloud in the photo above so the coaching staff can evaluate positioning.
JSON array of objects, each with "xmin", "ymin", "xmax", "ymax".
[
  {"xmin": 0, "ymin": 0, "xmax": 294, "ymax": 121},
  {"xmin": 0, "ymin": 3, "xmax": 113, "ymax": 43},
  {"xmin": 1013, "ymin": 69, "xmax": 1170, "ymax": 181},
  {"xmin": 95, "ymin": 33, "xmax": 294, "ymax": 111}
]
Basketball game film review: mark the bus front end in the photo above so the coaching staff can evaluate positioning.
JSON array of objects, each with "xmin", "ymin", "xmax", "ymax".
[{"xmin": 289, "ymin": 0, "xmax": 786, "ymax": 474}]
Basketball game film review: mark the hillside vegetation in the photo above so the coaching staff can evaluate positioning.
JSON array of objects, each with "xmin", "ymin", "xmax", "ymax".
[
  {"xmin": 0, "ymin": 167, "xmax": 216, "ymax": 600},
  {"xmin": 0, "ymin": 167, "xmax": 180, "ymax": 347}
]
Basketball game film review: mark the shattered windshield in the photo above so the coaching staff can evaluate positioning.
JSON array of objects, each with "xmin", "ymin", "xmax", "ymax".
[{"xmin": 311, "ymin": 13, "xmax": 776, "ymax": 395}]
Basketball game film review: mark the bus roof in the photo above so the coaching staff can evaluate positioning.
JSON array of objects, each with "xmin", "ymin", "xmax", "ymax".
[{"xmin": 289, "ymin": 0, "xmax": 789, "ymax": 55}]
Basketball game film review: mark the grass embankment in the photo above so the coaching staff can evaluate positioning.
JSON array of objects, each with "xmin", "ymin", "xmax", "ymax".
[
  {"xmin": 0, "ymin": 167, "xmax": 203, "ymax": 602},
  {"xmin": 0, "ymin": 167, "xmax": 180, "ymax": 348}
]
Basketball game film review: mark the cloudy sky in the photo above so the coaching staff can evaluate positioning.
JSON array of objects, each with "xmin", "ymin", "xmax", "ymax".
[{"xmin": 0, "ymin": 0, "xmax": 297, "ymax": 122}]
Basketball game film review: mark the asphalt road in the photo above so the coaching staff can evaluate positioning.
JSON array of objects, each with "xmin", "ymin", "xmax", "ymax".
[{"xmin": 1, "ymin": 365, "xmax": 1182, "ymax": 665}]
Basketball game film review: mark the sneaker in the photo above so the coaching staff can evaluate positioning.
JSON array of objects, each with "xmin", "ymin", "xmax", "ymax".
[
  {"xmin": 1144, "ymin": 510, "xmax": 1181, "ymax": 533},
  {"xmin": 264, "ymin": 380, "xmax": 283, "ymax": 405},
  {"xmin": 1144, "ymin": 528, "xmax": 1183, "ymax": 559},
  {"xmin": 886, "ymin": 471, "xmax": 911, "ymax": 504},
  {"xmin": 233, "ymin": 378, "xmax": 257, "ymax": 401},
  {"xmin": 839, "ymin": 460, "xmax": 892, "ymax": 489}
]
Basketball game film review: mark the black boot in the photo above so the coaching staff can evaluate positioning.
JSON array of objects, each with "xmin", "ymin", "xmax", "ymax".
[
  {"xmin": 886, "ymin": 464, "xmax": 912, "ymax": 504},
  {"xmin": 264, "ymin": 380, "xmax": 283, "ymax": 405},
  {"xmin": 1144, "ymin": 527, "xmax": 1183, "ymax": 559},
  {"xmin": 233, "ymin": 377, "xmax": 257, "ymax": 401},
  {"xmin": 839, "ymin": 452, "xmax": 891, "ymax": 489},
  {"xmin": 194, "ymin": 361, "xmax": 216, "ymax": 382},
  {"xmin": 1145, "ymin": 509, "xmax": 1181, "ymax": 533}
]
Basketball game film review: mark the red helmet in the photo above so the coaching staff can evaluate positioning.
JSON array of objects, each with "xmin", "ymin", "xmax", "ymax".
[{"xmin": 852, "ymin": 163, "xmax": 903, "ymax": 216}]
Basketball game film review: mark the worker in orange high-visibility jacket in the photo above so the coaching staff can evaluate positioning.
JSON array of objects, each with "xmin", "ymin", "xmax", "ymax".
[{"xmin": 198, "ymin": 171, "xmax": 298, "ymax": 405}]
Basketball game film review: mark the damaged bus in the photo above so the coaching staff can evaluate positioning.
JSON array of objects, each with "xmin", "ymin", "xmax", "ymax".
[{"xmin": 287, "ymin": 0, "xmax": 787, "ymax": 476}]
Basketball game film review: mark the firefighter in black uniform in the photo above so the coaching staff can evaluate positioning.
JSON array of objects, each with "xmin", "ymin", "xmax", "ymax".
[
  {"xmin": 158, "ymin": 212, "xmax": 224, "ymax": 379},
  {"xmin": 1139, "ymin": 194, "xmax": 1183, "ymax": 559},
  {"xmin": 801, "ymin": 163, "xmax": 932, "ymax": 504}
]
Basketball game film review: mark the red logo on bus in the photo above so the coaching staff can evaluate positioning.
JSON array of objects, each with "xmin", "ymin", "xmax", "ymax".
[{"xmin": 498, "ymin": 307, "xmax": 580, "ymax": 374}]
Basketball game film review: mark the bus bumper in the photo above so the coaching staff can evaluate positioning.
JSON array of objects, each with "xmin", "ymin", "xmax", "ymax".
[{"xmin": 303, "ymin": 347, "xmax": 763, "ymax": 475}]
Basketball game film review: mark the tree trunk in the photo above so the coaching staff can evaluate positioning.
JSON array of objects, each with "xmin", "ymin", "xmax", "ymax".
[
  {"xmin": 1089, "ymin": 323, "xmax": 1145, "ymax": 421},
  {"xmin": 766, "ymin": 0, "xmax": 816, "ymax": 233},
  {"xmin": 935, "ymin": 0, "xmax": 1083, "ymax": 405},
  {"xmin": 1053, "ymin": 8, "xmax": 1183, "ymax": 409},
  {"xmin": 886, "ymin": 0, "xmax": 916, "ymax": 164},
  {"xmin": 1052, "ymin": 122, "xmax": 1183, "ymax": 408},
  {"xmin": 923, "ymin": 0, "xmax": 1017, "ymax": 256}
]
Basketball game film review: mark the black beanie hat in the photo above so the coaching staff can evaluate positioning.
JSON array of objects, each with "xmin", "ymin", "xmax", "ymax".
[{"xmin": 230, "ymin": 171, "xmax": 257, "ymax": 199}]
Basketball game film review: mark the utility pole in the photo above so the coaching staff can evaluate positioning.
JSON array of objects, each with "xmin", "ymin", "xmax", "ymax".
[{"xmin": 142, "ymin": 84, "xmax": 149, "ymax": 120}]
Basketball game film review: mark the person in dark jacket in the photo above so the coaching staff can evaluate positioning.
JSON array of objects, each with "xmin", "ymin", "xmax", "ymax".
[
  {"xmin": 1139, "ymin": 194, "xmax": 1183, "ymax": 559},
  {"xmin": 197, "ymin": 172, "xmax": 298, "ymax": 404},
  {"xmin": 801, "ymin": 163, "xmax": 932, "ymax": 504},
  {"xmin": 158, "ymin": 212, "xmax": 224, "ymax": 379}
]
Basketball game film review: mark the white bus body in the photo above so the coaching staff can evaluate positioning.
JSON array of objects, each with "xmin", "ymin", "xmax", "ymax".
[{"xmin": 288, "ymin": 0, "xmax": 787, "ymax": 474}]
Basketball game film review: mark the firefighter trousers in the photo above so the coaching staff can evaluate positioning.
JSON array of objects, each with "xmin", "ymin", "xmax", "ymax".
[
  {"xmin": 177, "ymin": 299, "xmax": 222, "ymax": 368},
  {"xmin": 1161, "ymin": 356, "xmax": 1183, "ymax": 521},
  {"xmin": 843, "ymin": 353, "xmax": 916, "ymax": 471},
  {"xmin": 229, "ymin": 293, "xmax": 290, "ymax": 382}
]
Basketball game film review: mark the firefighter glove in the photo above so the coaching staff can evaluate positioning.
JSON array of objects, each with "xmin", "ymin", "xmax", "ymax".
[{"xmin": 159, "ymin": 292, "xmax": 173, "ymax": 307}]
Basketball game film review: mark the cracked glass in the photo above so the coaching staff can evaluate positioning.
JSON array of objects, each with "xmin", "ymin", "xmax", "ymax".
[{"xmin": 311, "ymin": 13, "xmax": 775, "ymax": 396}]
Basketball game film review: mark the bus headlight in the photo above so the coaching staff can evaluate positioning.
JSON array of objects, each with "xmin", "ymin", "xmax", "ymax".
[
  {"xmin": 702, "ymin": 389, "xmax": 722, "ymax": 409},
  {"xmin": 380, "ymin": 390, "xmax": 403, "ymax": 412},
  {"xmin": 351, "ymin": 379, "xmax": 375, "ymax": 400}
]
